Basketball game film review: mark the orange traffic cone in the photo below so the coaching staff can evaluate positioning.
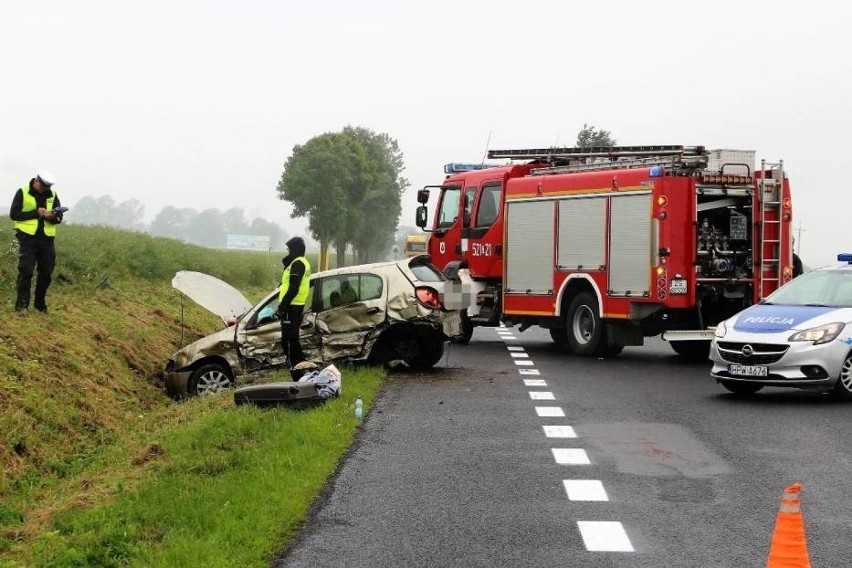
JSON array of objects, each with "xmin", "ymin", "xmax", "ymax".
[{"xmin": 766, "ymin": 483, "xmax": 811, "ymax": 568}]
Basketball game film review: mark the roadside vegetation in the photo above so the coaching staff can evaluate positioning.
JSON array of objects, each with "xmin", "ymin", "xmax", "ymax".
[{"xmin": 0, "ymin": 220, "xmax": 384, "ymax": 566}]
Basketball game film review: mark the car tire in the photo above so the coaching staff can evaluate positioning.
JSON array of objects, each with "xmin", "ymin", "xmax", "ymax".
[
  {"xmin": 452, "ymin": 311, "xmax": 474, "ymax": 345},
  {"xmin": 833, "ymin": 353, "xmax": 852, "ymax": 400},
  {"xmin": 188, "ymin": 364, "xmax": 234, "ymax": 397},
  {"xmin": 719, "ymin": 380, "xmax": 763, "ymax": 395},
  {"xmin": 566, "ymin": 292, "xmax": 606, "ymax": 356},
  {"xmin": 407, "ymin": 337, "xmax": 445, "ymax": 369},
  {"xmin": 670, "ymin": 340, "xmax": 711, "ymax": 361}
]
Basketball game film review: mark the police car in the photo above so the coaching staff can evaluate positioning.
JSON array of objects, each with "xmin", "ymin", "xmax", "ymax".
[{"xmin": 710, "ymin": 253, "xmax": 852, "ymax": 398}]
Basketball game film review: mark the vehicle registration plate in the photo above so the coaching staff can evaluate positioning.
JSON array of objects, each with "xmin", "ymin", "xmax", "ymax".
[
  {"xmin": 669, "ymin": 278, "xmax": 687, "ymax": 295},
  {"xmin": 728, "ymin": 364, "xmax": 768, "ymax": 377}
]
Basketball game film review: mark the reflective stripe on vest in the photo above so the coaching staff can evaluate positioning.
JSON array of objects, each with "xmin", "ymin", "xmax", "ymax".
[
  {"xmin": 278, "ymin": 256, "xmax": 311, "ymax": 306},
  {"xmin": 14, "ymin": 186, "xmax": 56, "ymax": 237}
]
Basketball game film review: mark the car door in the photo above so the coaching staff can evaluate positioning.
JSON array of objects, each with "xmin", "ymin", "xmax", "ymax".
[
  {"xmin": 309, "ymin": 273, "xmax": 387, "ymax": 361},
  {"xmin": 235, "ymin": 290, "xmax": 288, "ymax": 372}
]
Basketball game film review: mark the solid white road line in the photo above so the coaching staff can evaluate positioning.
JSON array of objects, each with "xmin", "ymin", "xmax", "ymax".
[
  {"xmin": 563, "ymin": 480, "xmax": 609, "ymax": 501},
  {"xmin": 542, "ymin": 425, "xmax": 576, "ymax": 438},
  {"xmin": 577, "ymin": 521, "xmax": 634, "ymax": 552},
  {"xmin": 523, "ymin": 379, "xmax": 547, "ymax": 387},
  {"xmin": 518, "ymin": 368, "xmax": 540, "ymax": 375},
  {"xmin": 551, "ymin": 448, "xmax": 591, "ymax": 465},
  {"xmin": 535, "ymin": 406, "xmax": 565, "ymax": 417},
  {"xmin": 529, "ymin": 391, "xmax": 555, "ymax": 400}
]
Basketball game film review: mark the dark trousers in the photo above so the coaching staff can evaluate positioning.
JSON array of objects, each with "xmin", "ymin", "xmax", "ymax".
[
  {"xmin": 280, "ymin": 304, "xmax": 305, "ymax": 366},
  {"xmin": 16, "ymin": 234, "xmax": 55, "ymax": 311}
]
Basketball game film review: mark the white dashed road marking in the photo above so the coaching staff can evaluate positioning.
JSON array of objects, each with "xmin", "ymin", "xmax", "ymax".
[
  {"xmin": 563, "ymin": 480, "xmax": 609, "ymax": 501},
  {"xmin": 529, "ymin": 391, "xmax": 555, "ymax": 400},
  {"xmin": 535, "ymin": 406, "xmax": 565, "ymax": 417},
  {"xmin": 551, "ymin": 448, "xmax": 591, "ymax": 465},
  {"xmin": 510, "ymin": 352, "xmax": 529, "ymax": 358},
  {"xmin": 523, "ymin": 379, "xmax": 547, "ymax": 387},
  {"xmin": 518, "ymin": 368, "xmax": 540, "ymax": 375},
  {"xmin": 577, "ymin": 522, "xmax": 634, "ymax": 552},
  {"xmin": 543, "ymin": 425, "xmax": 577, "ymax": 438},
  {"xmin": 514, "ymin": 360, "xmax": 534, "ymax": 366},
  {"xmin": 507, "ymin": 346, "xmax": 524, "ymax": 351}
]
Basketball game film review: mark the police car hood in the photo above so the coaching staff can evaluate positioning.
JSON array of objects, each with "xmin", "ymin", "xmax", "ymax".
[
  {"xmin": 731, "ymin": 304, "xmax": 852, "ymax": 334},
  {"xmin": 171, "ymin": 271, "xmax": 254, "ymax": 325}
]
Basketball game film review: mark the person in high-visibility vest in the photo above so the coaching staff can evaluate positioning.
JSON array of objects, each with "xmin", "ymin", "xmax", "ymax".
[
  {"xmin": 9, "ymin": 171, "xmax": 64, "ymax": 312},
  {"xmin": 277, "ymin": 236, "xmax": 311, "ymax": 366}
]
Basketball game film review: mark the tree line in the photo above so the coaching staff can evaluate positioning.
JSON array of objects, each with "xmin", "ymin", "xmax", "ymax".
[{"xmin": 68, "ymin": 196, "xmax": 290, "ymax": 250}]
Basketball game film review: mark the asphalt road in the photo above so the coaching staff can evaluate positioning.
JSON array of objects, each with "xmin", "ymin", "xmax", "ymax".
[{"xmin": 274, "ymin": 327, "xmax": 852, "ymax": 568}]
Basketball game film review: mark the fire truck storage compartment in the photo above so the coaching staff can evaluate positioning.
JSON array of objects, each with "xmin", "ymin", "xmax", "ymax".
[
  {"xmin": 609, "ymin": 193, "xmax": 652, "ymax": 297},
  {"xmin": 695, "ymin": 189, "xmax": 754, "ymax": 280},
  {"xmin": 506, "ymin": 200, "xmax": 554, "ymax": 295},
  {"xmin": 557, "ymin": 197, "xmax": 606, "ymax": 270}
]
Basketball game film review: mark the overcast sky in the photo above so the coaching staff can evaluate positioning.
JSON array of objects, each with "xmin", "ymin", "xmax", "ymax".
[{"xmin": 2, "ymin": 0, "xmax": 849, "ymax": 266}]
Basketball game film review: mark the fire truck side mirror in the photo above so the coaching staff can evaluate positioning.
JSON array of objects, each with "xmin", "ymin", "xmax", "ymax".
[
  {"xmin": 417, "ymin": 189, "xmax": 430, "ymax": 204},
  {"xmin": 415, "ymin": 205, "xmax": 428, "ymax": 228}
]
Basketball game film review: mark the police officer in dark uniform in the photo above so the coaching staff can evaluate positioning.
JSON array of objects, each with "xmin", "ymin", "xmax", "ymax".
[
  {"xmin": 277, "ymin": 236, "xmax": 311, "ymax": 366},
  {"xmin": 9, "ymin": 171, "xmax": 63, "ymax": 312}
]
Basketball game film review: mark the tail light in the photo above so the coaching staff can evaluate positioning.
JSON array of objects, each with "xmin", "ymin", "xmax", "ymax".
[{"xmin": 415, "ymin": 286, "xmax": 444, "ymax": 310}]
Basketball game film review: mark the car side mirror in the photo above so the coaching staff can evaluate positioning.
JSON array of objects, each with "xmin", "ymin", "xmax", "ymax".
[{"xmin": 415, "ymin": 205, "xmax": 428, "ymax": 228}]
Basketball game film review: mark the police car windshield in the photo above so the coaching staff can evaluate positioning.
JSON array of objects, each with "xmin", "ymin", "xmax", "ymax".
[{"xmin": 764, "ymin": 269, "xmax": 852, "ymax": 308}]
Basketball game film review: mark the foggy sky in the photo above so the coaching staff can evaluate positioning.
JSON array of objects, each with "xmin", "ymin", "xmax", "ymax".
[{"xmin": 2, "ymin": 0, "xmax": 849, "ymax": 265}]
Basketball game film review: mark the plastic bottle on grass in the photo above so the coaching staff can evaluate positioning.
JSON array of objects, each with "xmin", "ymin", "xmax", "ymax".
[{"xmin": 355, "ymin": 397, "xmax": 363, "ymax": 421}]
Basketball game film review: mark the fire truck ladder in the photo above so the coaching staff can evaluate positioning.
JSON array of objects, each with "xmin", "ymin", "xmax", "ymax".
[
  {"xmin": 758, "ymin": 159, "xmax": 784, "ymax": 299},
  {"xmin": 487, "ymin": 145, "xmax": 709, "ymax": 175}
]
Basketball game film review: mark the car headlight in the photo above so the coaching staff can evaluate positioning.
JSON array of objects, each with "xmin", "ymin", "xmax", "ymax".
[
  {"xmin": 714, "ymin": 320, "xmax": 728, "ymax": 338},
  {"xmin": 788, "ymin": 322, "xmax": 845, "ymax": 345}
]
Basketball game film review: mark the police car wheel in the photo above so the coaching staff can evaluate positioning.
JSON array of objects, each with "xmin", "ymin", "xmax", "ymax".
[{"xmin": 833, "ymin": 353, "xmax": 852, "ymax": 401}]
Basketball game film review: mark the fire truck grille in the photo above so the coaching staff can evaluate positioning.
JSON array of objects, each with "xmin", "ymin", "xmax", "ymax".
[{"xmin": 716, "ymin": 342, "xmax": 789, "ymax": 365}]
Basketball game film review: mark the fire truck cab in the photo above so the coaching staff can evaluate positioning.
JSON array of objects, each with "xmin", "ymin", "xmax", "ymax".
[{"xmin": 415, "ymin": 146, "xmax": 794, "ymax": 358}]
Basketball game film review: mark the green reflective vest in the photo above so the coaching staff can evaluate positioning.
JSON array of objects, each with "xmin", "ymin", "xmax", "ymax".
[
  {"xmin": 278, "ymin": 256, "xmax": 311, "ymax": 306},
  {"xmin": 14, "ymin": 186, "xmax": 57, "ymax": 237}
]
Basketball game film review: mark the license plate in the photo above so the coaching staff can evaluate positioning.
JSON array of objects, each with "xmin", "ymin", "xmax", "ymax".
[
  {"xmin": 669, "ymin": 278, "xmax": 687, "ymax": 295},
  {"xmin": 728, "ymin": 364, "xmax": 768, "ymax": 377}
]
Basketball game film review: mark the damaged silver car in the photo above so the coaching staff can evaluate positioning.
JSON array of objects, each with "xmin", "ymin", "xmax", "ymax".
[{"xmin": 164, "ymin": 255, "xmax": 461, "ymax": 398}]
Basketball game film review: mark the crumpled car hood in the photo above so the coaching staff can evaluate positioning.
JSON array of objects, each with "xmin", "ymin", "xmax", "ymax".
[{"xmin": 172, "ymin": 271, "xmax": 254, "ymax": 324}]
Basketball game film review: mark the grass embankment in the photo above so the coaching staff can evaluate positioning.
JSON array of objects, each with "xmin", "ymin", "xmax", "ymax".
[{"xmin": 0, "ymin": 222, "xmax": 384, "ymax": 567}]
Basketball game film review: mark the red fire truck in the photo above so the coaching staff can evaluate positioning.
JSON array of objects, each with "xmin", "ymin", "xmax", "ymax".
[{"xmin": 414, "ymin": 145, "xmax": 794, "ymax": 358}]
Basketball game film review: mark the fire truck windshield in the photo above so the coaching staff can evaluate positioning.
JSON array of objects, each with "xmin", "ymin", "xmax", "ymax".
[{"xmin": 437, "ymin": 186, "xmax": 461, "ymax": 229}]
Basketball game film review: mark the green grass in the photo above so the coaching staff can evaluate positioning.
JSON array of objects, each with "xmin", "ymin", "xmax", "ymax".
[{"xmin": 0, "ymin": 220, "xmax": 384, "ymax": 567}]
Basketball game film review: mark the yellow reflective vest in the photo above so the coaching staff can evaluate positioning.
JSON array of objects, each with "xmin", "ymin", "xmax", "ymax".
[
  {"xmin": 278, "ymin": 256, "xmax": 311, "ymax": 306},
  {"xmin": 14, "ymin": 186, "xmax": 57, "ymax": 237}
]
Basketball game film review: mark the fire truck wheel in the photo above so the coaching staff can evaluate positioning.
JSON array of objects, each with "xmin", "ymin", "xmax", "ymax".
[
  {"xmin": 566, "ymin": 292, "xmax": 606, "ymax": 356},
  {"xmin": 669, "ymin": 340, "xmax": 711, "ymax": 361}
]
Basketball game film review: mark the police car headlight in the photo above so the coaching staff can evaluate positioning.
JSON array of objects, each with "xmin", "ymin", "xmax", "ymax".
[
  {"xmin": 714, "ymin": 321, "xmax": 727, "ymax": 338},
  {"xmin": 788, "ymin": 322, "xmax": 845, "ymax": 345}
]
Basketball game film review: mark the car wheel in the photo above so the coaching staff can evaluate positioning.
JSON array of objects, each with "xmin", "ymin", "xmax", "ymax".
[
  {"xmin": 451, "ymin": 311, "xmax": 474, "ymax": 345},
  {"xmin": 398, "ymin": 335, "xmax": 445, "ymax": 369},
  {"xmin": 719, "ymin": 380, "xmax": 763, "ymax": 395},
  {"xmin": 833, "ymin": 353, "xmax": 852, "ymax": 400},
  {"xmin": 188, "ymin": 364, "xmax": 233, "ymax": 397},
  {"xmin": 670, "ymin": 340, "xmax": 711, "ymax": 361},
  {"xmin": 566, "ymin": 292, "xmax": 605, "ymax": 356}
]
